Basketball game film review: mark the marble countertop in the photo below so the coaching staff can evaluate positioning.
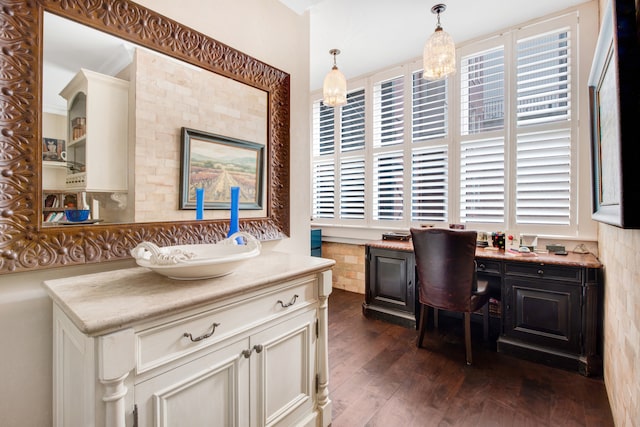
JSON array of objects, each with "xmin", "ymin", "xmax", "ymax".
[{"xmin": 42, "ymin": 251, "xmax": 335, "ymax": 337}]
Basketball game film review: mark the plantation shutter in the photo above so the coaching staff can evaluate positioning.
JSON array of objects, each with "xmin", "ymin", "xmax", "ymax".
[
  {"xmin": 460, "ymin": 137, "xmax": 505, "ymax": 223},
  {"xmin": 516, "ymin": 130, "xmax": 571, "ymax": 224},
  {"xmin": 341, "ymin": 89, "xmax": 366, "ymax": 152},
  {"xmin": 312, "ymin": 100, "xmax": 336, "ymax": 219},
  {"xmin": 312, "ymin": 160, "xmax": 335, "ymax": 219},
  {"xmin": 515, "ymin": 28, "xmax": 572, "ymax": 225},
  {"xmin": 373, "ymin": 151, "xmax": 404, "ymax": 220},
  {"xmin": 460, "ymin": 45, "xmax": 505, "ymax": 223},
  {"xmin": 516, "ymin": 29, "xmax": 571, "ymax": 126},
  {"xmin": 373, "ymin": 76, "xmax": 404, "ymax": 147},
  {"xmin": 460, "ymin": 47, "xmax": 505, "ymax": 135},
  {"xmin": 412, "ymin": 72, "xmax": 447, "ymax": 141},
  {"xmin": 411, "ymin": 146, "xmax": 448, "ymax": 221},
  {"xmin": 312, "ymin": 100, "xmax": 335, "ymax": 156},
  {"xmin": 340, "ymin": 157, "xmax": 365, "ymax": 219}
]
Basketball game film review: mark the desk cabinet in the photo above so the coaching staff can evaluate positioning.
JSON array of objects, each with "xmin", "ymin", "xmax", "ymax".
[
  {"xmin": 363, "ymin": 246, "xmax": 416, "ymax": 328},
  {"xmin": 363, "ymin": 241, "xmax": 603, "ymax": 375},
  {"xmin": 499, "ymin": 262, "xmax": 601, "ymax": 376}
]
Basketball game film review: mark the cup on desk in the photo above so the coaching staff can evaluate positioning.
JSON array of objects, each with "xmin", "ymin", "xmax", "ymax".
[{"xmin": 491, "ymin": 232, "xmax": 505, "ymax": 250}]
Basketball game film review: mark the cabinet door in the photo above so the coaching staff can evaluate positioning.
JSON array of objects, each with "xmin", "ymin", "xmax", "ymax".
[
  {"xmin": 503, "ymin": 277, "xmax": 582, "ymax": 353},
  {"xmin": 135, "ymin": 338, "xmax": 250, "ymax": 427},
  {"xmin": 366, "ymin": 247, "xmax": 415, "ymax": 315},
  {"xmin": 250, "ymin": 309, "xmax": 317, "ymax": 427}
]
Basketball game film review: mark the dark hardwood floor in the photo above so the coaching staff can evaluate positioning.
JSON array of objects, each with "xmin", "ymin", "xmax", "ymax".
[{"xmin": 327, "ymin": 288, "xmax": 614, "ymax": 427}]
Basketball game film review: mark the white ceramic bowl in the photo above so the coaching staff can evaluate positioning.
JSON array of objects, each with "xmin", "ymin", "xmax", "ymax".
[{"xmin": 130, "ymin": 232, "xmax": 261, "ymax": 280}]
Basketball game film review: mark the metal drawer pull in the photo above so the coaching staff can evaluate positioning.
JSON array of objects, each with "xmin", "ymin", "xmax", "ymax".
[
  {"xmin": 242, "ymin": 344, "xmax": 264, "ymax": 358},
  {"xmin": 277, "ymin": 294, "xmax": 299, "ymax": 308},
  {"xmin": 537, "ymin": 269, "xmax": 544, "ymax": 275},
  {"xmin": 478, "ymin": 264, "xmax": 486, "ymax": 270},
  {"xmin": 183, "ymin": 322, "xmax": 220, "ymax": 342}
]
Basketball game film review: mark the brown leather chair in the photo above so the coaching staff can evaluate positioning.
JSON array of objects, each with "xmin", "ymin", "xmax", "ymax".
[{"xmin": 410, "ymin": 227, "xmax": 489, "ymax": 365}]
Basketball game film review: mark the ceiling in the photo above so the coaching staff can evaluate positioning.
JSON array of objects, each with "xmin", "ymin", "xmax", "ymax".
[
  {"xmin": 43, "ymin": 0, "xmax": 596, "ymax": 112},
  {"xmin": 283, "ymin": 0, "xmax": 595, "ymax": 91}
]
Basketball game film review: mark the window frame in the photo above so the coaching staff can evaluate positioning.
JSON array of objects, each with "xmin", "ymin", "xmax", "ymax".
[{"xmin": 310, "ymin": 5, "xmax": 597, "ymax": 242}]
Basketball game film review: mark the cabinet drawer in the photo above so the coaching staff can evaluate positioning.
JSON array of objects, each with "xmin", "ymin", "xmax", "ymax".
[
  {"xmin": 476, "ymin": 259, "xmax": 501, "ymax": 275},
  {"xmin": 135, "ymin": 278, "xmax": 317, "ymax": 375},
  {"xmin": 504, "ymin": 262, "xmax": 581, "ymax": 283}
]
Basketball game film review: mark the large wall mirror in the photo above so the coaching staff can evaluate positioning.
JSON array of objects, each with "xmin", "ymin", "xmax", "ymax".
[{"xmin": 0, "ymin": 0, "xmax": 290, "ymax": 273}]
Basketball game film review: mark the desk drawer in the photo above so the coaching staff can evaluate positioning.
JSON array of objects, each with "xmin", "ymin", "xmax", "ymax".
[
  {"xmin": 135, "ymin": 278, "xmax": 317, "ymax": 375},
  {"xmin": 504, "ymin": 262, "xmax": 581, "ymax": 283},
  {"xmin": 476, "ymin": 259, "xmax": 501, "ymax": 275}
]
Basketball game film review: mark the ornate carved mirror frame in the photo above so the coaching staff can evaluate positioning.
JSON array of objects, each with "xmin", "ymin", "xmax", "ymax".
[{"xmin": 0, "ymin": 0, "xmax": 290, "ymax": 273}]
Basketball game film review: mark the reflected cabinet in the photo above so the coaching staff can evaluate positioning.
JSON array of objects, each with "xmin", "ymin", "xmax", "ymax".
[
  {"xmin": 364, "ymin": 240, "xmax": 603, "ymax": 376},
  {"xmin": 59, "ymin": 69, "xmax": 129, "ymax": 192}
]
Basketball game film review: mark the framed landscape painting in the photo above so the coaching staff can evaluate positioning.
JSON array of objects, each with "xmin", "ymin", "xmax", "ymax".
[{"xmin": 179, "ymin": 127, "xmax": 264, "ymax": 210}]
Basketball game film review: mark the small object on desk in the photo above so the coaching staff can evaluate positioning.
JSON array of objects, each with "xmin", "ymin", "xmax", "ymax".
[
  {"xmin": 546, "ymin": 244, "xmax": 566, "ymax": 253},
  {"xmin": 382, "ymin": 232, "xmax": 411, "ymax": 241},
  {"xmin": 476, "ymin": 240, "xmax": 489, "ymax": 247},
  {"xmin": 491, "ymin": 232, "xmax": 506, "ymax": 250},
  {"xmin": 555, "ymin": 250, "xmax": 568, "ymax": 256},
  {"xmin": 572, "ymin": 244, "xmax": 590, "ymax": 254},
  {"xmin": 507, "ymin": 248, "xmax": 537, "ymax": 257}
]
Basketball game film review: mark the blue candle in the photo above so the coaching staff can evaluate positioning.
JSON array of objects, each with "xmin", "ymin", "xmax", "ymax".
[
  {"xmin": 196, "ymin": 187, "xmax": 204, "ymax": 220},
  {"xmin": 227, "ymin": 186, "xmax": 239, "ymax": 238}
]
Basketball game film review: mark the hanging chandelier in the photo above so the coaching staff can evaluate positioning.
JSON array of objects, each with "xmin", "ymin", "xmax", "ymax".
[
  {"xmin": 322, "ymin": 49, "xmax": 347, "ymax": 107},
  {"xmin": 423, "ymin": 4, "xmax": 456, "ymax": 81}
]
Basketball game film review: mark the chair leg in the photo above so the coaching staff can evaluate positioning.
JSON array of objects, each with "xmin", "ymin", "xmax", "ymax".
[
  {"xmin": 433, "ymin": 307, "xmax": 439, "ymax": 331},
  {"xmin": 464, "ymin": 312, "xmax": 472, "ymax": 365},
  {"xmin": 483, "ymin": 302, "xmax": 489, "ymax": 341},
  {"xmin": 417, "ymin": 304, "xmax": 428, "ymax": 348}
]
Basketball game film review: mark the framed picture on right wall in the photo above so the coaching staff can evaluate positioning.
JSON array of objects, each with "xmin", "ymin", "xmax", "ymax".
[{"xmin": 588, "ymin": 0, "xmax": 640, "ymax": 228}]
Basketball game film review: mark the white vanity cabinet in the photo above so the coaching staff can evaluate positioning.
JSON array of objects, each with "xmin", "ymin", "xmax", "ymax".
[{"xmin": 45, "ymin": 252, "xmax": 334, "ymax": 427}]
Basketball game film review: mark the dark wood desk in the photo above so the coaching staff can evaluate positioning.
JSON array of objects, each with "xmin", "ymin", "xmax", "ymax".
[{"xmin": 362, "ymin": 240, "xmax": 603, "ymax": 376}]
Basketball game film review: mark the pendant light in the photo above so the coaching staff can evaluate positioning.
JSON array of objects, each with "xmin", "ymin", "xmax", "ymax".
[
  {"xmin": 423, "ymin": 4, "xmax": 456, "ymax": 81},
  {"xmin": 322, "ymin": 49, "xmax": 347, "ymax": 107}
]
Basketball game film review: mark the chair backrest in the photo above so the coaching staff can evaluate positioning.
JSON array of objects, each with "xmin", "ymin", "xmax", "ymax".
[{"xmin": 410, "ymin": 228, "xmax": 478, "ymax": 312}]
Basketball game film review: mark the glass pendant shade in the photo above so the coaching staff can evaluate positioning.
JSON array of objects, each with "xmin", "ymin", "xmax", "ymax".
[
  {"xmin": 323, "ymin": 49, "xmax": 347, "ymax": 107},
  {"xmin": 423, "ymin": 5, "xmax": 456, "ymax": 81}
]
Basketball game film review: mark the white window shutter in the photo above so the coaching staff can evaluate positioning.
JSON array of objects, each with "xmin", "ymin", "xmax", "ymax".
[
  {"xmin": 460, "ymin": 47, "xmax": 505, "ymax": 135},
  {"xmin": 312, "ymin": 100, "xmax": 335, "ymax": 156},
  {"xmin": 341, "ymin": 89, "xmax": 366, "ymax": 152},
  {"xmin": 412, "ymin": 72, "xmax": 447, "ymax": 141},
  {"xmin": 340, "ymin": 157, "xmax": 365, "ymax": 219},
  {"xmin": 515, "ymin": 28, "xmax": 572, "ymax": 225},
  {"xmin": 312, "ymin": 160, "xmax": 335, "ymax": 219},
  {"xmin": 373, "ymin": 76, "xmax": 404, "ymax": 147},
  {"xmin": 411, "ymin": 146, "xmax": 448, "ymax": 221},
  {"xmin": 517, "ymin": 29, "xmax": 571, "ymax": 127},
  {"xmin": 373, "ymin": 151, "xmax": 404, "ymax": 220},
  {"xmin": 460, "ymin": 137, "xmax": 505, "ymax": 223}
]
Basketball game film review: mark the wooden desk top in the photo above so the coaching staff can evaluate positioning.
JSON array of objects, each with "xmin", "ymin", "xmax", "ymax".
[{"xmin": 367, "ymin": 239, "xmax": 602, "ymax": 269}]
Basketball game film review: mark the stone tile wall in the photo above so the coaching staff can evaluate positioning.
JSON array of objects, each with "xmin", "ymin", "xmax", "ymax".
[
  {"xmin": 132, "ymin": 48, "xmax": 267, "ymax": 222},
  {"xmin": 598, "ymin": 225, "xmax": 640, "ymax": 425},
  {"xmin": 322, "ymin": 242, "xmax": 366, "ymax": 294}
]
